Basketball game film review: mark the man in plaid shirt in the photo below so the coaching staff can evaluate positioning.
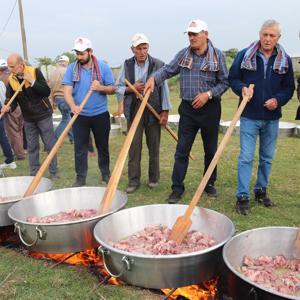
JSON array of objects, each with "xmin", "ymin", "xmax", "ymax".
[{"xmin": 145, "ymin": 19, "xmax": 229, "ymax": 203}]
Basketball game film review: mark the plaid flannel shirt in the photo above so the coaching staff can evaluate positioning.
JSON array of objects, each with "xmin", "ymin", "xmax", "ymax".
[{"xmin": 153, "ymin": 46, "xmax": 229, "ymax": 101}]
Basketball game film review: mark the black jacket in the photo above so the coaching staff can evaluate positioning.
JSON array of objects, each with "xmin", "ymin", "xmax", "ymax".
[{"xmin": 6, "ymin": 68, "xmax": 52, "ymax": 122}]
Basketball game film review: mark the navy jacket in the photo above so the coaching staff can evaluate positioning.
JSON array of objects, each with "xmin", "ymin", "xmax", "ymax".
[{"xmin": 229, "ymin": 48, "xmax": 295, "ymax": 120}]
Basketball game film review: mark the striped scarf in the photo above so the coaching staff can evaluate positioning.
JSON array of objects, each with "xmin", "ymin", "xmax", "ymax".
[
  {"xmin": 179, "ymin": 39, "xmax": 219, "ymax": 72},
  {"xmin": 72, "ymin": 54, "xmax": 102, "ymax": 83},
  {"xmin": 241, "ymin": 41, "xmax": 289, "ymax": 74}
]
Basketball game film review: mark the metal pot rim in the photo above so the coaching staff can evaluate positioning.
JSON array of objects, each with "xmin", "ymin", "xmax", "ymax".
[
  {"xmin": 95, "ymin": 204, "xmax": 235, "ymax": 260},
  {"xmin": 0, "ymin": 176, "xmax": 53, "ymax": 205},
  {"xmin": 223, "ymin": 226, "xmax": 299, "ymax": 300},
  {"xmin": 8, "ymin": 186, "xmax": 127, "ymax": 226}
]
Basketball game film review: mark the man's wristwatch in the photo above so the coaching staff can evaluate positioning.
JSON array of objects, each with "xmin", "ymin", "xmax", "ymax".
[{"xmin": 207, "ymin": 90, "xmax": 213, "ymax": 100}]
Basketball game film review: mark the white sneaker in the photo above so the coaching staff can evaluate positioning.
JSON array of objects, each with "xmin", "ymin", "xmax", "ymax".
[{"xmin": 0, "ymin": 161, "xmax": 17, "ymax": 169}]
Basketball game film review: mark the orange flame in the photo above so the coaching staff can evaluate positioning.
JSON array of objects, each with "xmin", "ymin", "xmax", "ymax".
[
  {"xmin": 29, "ymin": 249, "xmax": 218, "ymax": 298},
  {"xmin": 162, "ymin": 278, "xmax": 218, "ymax": 300}
]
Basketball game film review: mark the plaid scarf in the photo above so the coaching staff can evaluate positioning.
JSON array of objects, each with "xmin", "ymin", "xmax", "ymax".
[
  {"xmin": 72, "ymin": 54, "xmax": 102, "ymax": 83},
  {"xmin": 179, "ymin": 39, "xmax": 219, "ymax": 72},
  {"xmin": 241, "ymin": 41, "xmax": 289, "ymax": 74}
]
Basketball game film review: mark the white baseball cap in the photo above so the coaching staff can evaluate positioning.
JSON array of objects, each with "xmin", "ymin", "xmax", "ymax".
[
  {"xmin": 185, "ymin": 19, "xmax": 208, "ymax": 33},
  {"xmin": 58, "ymin": 55, "xmax": 70, "ymax": 63},
  {"xmin": 0, "ymin": 59, "xmax": 8, "ymax": 69},
  {"xmin": 72, "ymin": 37, "xmax": 93, "ymax": 52},
  {"xmin": 131, "ymin": 33, "xmax": 149, "ymax": 47}
]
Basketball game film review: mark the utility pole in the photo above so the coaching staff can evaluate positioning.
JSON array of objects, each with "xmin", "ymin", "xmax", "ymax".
[{"xmin": 18, "ymin": 0, "xmax": 28, "ymax": 61}]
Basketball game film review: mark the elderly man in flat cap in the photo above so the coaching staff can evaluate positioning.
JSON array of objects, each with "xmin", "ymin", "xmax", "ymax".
[{"xmin": 115, "ymin": 33, "xmax": 171, "ymax": 193}]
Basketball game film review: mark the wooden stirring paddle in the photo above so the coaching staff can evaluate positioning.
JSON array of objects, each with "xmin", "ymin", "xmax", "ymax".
[
  {"xmin": 98, "ymin": 89, "xmax": 151, "ymax": 214},
  {"xmin": 169, "ymin": 84, "xmax": 254, "ymax": 244},
  {"xmin": 293, "ymin": 227, "xmax": 300, "ymax": 259},
  {"xmin": 124, "ymin": 79, "xmax": 196, "ymax": 161},
  {"xmin": 23, "ymin": 90, "xmax": 93, "ymax": 197},
  {"xmin": 0, "ymin": 80, "xmax": 25, "ymax": 119}
]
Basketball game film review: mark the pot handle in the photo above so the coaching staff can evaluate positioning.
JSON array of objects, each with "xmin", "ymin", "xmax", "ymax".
[
  {"xmin": 247, "ymin": 287, "xmax": 258, "ymax": 300},
  {"xmin": 14, "ymin": 223, "xmax": 46, "ymax": 247},
  {"xmin": 98, "ymin": 246, "xmax": 132, "ymax": 278}
]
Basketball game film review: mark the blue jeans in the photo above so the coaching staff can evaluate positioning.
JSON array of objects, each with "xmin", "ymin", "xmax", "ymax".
[
  {"xmin": 0, "ymin": 118, "xmax": 14, "ymax": 163},
  {"xmin": 236, "ymin": 117, "xmax": 279, "ymax": 198},
  {"xmin": 55, "ymin": 98, "xmax": 73, "ymax": 143}
]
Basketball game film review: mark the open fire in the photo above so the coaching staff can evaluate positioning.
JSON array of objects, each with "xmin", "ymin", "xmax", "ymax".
[
  {"xmin": 1, "ymin": 227, "xmax": 218, "ymax": 299},
  {"xmin": 29, "ymin": 249, "xmax": 218, "ymax": 299}
]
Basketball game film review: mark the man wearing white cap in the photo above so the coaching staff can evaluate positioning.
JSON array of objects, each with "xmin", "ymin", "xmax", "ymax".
[
  {"xmin": 115, "ymin": 33, "xmax": 171, "ymax": 193},
  {"xmin": 145, "ymin": 20, "xmax": 229, "ymax": 203},
  {"xmin": 63, "ymin": 37, "xmax": 115, "ymax": 187},
  {"xmin": 48, "ymin": 55, "xmax": 74, "ymax": 143}
]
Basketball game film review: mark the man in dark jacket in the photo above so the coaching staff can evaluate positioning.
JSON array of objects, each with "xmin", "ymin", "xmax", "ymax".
[
  {"xmin": 229, "ymin": 20, "xmax": 295, "ymax": 215},
  {"xmin": 2, "ymin": 53, "xmax": 57, "ymax": 177},
  {"xmin": 115, "ymin": 33, "xmax": 171, "ymax": 193}
]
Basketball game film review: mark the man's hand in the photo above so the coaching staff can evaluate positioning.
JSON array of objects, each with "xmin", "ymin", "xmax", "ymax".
[
  {"xmin": 192, "ymin": 92, "xmax": 209, "ymax": 109},
  {"xmin": 144, "ymin": 77, "xmax": 155, "ymax": 93},
  {"xmin": 133, "ymin": 81, "xmax": 145, "ymax": 94},
  {"xmin": 242, "ymin": 87, "xmax": 254, "ymax": 101},
  {"xmin": 23, "ymin": 71, "xmax": 34, "ymax": 85},
  {"xmin": 159, "ymin": 110, "xmax": 169, "ymax": 126},
  {"xmin": 264, "ymin": 98, "xmax": 278, "ymax": 111},
  {"xmin": 1, "ymin": 105, "xmax": 10, "ymax": 114},
  {"xmin": 91, "ymin": 80, "xmax": 105, "ymax": 92},
  {"xmin": 70, "ymin": 104, "xmax": 82, "ymax": 115}
]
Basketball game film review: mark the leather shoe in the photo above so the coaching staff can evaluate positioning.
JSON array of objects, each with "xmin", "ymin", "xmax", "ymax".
[
  {"xmin": 236, "ymin": 195, "xmax": 250, "ymax": 215},
  {"xmin": 167, "ymin": 191, "xmax": 183, "ymax": 204},
  {"xmin": 148, "ymin": 182, "xmax": 159, "ymax": 189},
  {"xmin": 102, "ymin": 175, "xmax": 110, "ymax": 184},
  {"xmin": 72, "ymin": 177, "xmax": 86, "ymax": 187},
  {"xmin": 125, "ymin": 185, "xmax": 139, "ymax": 194},
  {"xmin": 204, "ymin": 184, "xmax": 217, "ymax": 197}
]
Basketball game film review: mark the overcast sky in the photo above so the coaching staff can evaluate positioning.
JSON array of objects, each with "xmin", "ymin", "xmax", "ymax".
[{"xmin": 0, "ymin": 0, "xmax": 299, "ymax": 66}]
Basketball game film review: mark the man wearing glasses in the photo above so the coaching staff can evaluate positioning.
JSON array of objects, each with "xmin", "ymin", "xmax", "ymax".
[{"xmin": 63, "ymin": 37, "xmax": 115, "ymax": 187}]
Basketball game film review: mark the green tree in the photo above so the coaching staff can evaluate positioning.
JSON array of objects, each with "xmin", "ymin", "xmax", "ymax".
[
  {"xmin": 35, "ymin": 56, "xmax": 54, "ymax": 68},
  {"xmin": 224, "ymin": 48, "xmax": 239, "ymax": 60},
  {"xmin": 224, "ymin": 48, "xmax": 239, "ymax": 68}
]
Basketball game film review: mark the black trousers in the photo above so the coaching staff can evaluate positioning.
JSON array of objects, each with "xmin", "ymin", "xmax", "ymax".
[
  {"xmin": 72, "ymin": 112, "xmax": 110, "ymax": 179},
  {"xmin": 171, "ymin": 100, "xmax": 221, "ymax": 194}
]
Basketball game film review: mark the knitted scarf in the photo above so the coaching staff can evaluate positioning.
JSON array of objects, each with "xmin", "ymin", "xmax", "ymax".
[
  {"xmin": 179, "ymin": 39, "xmax": 219, "ymax": 72},
  {"xmin": 241, "ymin": 41, "xmax": 289, "ymax": 74}
]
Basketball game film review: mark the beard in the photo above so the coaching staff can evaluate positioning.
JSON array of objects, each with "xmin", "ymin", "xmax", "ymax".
[{"xmin": 79, "ymin": 53, "xmax": 91, "ymax": 65}]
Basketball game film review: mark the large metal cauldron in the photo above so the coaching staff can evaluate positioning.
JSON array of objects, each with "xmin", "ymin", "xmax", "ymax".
[
  {"xmin": 0, "ymin": 176, "xmax": 53, "ymax": 226},
  {"xmin": 93, "ymin": 204, "xmax": 235, "ymax": 289},
  {"xmin": 223, "ymin": 227, "xmax": 300, "ymax": 300},
  {"xmin": 8, "ymin": 187, "xmax": 127, "ymax": 253}
]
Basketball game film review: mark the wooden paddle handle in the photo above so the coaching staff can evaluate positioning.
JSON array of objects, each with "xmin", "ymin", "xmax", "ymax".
[
  {"xmin": 98, "ymin": 89, "xmax": 151, "ymax": 214},
  {"xmin": 23, "ymin": 90, "xmax": 93, "ymax": 197},
  {"xmin": 184, "ymin": 84, "xmax": 254, "ymax": 218},
  {"xmin": 124, "ymin": 79, "xmax": 196, "ymax": 161},
  {"xmin": 0, "ymin": 80, "xmax": 25, "ymax": 120}
]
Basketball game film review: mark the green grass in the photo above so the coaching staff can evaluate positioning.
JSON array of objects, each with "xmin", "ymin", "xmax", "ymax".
[{"xmin": 0, "ymin": 87, "xmax": 299, "ymax": 299}]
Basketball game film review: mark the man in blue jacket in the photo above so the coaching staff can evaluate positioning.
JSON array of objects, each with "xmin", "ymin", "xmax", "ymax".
[{"xmin": 229, "ymin": 20, "xmax": 295, "ymax": 215}]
